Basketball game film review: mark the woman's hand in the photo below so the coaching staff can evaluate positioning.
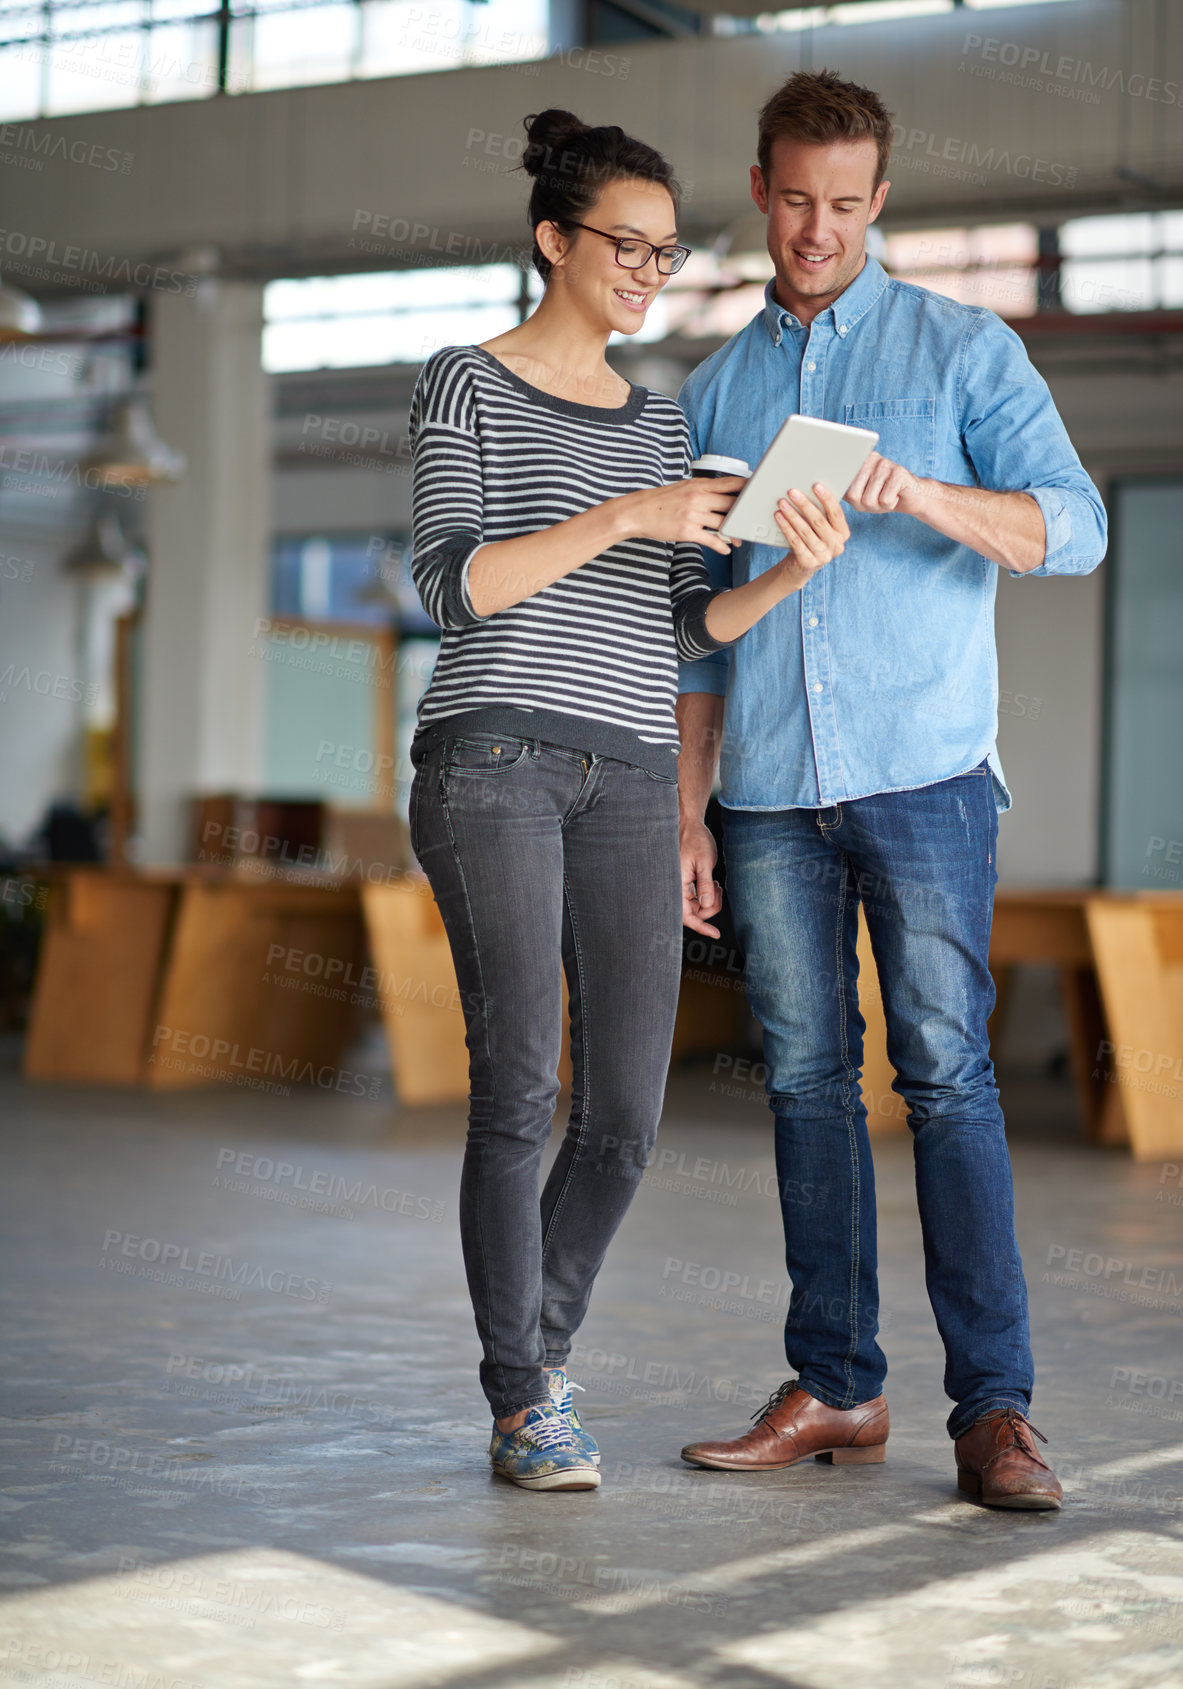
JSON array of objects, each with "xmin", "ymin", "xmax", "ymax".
[
  {"xmin": 702, "ymin": 479, "xmax": 849, "ymax": 643},
  {"xmin": 617, "ymin": 476, "xmax": 747, "ymax": 557},
  {"xmin": 770, "ymin": 482, "xmax": 850, "ymax": 584}
]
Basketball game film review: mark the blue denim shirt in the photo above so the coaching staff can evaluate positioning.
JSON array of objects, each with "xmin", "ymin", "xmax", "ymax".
[{"xmin": 677, "ymin": 258, "xmax": 1107, "ymax": 811}]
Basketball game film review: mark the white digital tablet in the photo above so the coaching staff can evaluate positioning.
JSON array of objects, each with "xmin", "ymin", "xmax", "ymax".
[{"xmin": 719, "ymin": 414, "xmax": 879, "ymax": 546}]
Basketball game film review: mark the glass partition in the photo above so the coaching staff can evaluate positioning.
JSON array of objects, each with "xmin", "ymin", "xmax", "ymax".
[{"xmin": 1102, "ymin": 477, "xmax": 1183, "ymax": 890}]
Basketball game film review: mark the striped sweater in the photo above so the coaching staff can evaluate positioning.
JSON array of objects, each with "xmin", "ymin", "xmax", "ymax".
[{"xmin": 408, "ymin": 344, "xmax": 728, "ymax": 779}]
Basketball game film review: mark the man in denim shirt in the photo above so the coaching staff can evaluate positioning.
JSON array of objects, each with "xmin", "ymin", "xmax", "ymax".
[{"xmin": 676, "ymin": 70, "xmax": 1106, "ymax": 1509}]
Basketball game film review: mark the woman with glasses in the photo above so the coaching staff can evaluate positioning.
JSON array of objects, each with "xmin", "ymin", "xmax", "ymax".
[{"xmin": 408, "ymin": 108, "xmax": 849, "ymax": 1492}]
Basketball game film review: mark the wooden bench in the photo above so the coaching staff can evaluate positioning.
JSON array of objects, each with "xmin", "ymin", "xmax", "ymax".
[
  {"xmin": 26, "ymin": 871, "xmax": 1183, "ymax": 1159},
  {"xmin": 860, "ymin": 890, "xmax": 1183, "ymax": 1161},
  {"xmin": 23, "ymin": 866, "xmax": 469, "ymax": 1106}
]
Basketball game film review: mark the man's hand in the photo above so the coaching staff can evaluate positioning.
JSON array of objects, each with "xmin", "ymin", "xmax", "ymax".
[
  {"xmin": 844, "ymin": 454, "xmax": 1047, "ymax": 571},
  {"xmin": 679, "ymin": 816, "xmax": 722, "ymax": 938},
  {"xmin": 844, "ymin": 451, "xmax": 929, "ymax": 517}
]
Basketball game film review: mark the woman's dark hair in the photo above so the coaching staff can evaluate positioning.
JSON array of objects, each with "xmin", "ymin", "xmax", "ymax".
[{"xmin": 520, "ymin": 109, "xmax": 681, "ymax": 283}]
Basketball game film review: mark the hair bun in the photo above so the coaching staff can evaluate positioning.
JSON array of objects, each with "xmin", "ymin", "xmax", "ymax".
[{"xmin": 522, "ymin": 109, "xmax": 589, "ymax": 176}]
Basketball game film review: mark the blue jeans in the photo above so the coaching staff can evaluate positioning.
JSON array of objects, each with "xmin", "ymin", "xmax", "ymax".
[
  {"xmin": 410, "ymin": 733, "xmax": 682, "ymax": 1420},
  {"xmin": 723, "ymin": 761, "xmax": 1034, "ymax": 1439}
]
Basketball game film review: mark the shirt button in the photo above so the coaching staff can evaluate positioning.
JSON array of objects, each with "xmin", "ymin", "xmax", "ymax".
[
  {"xmin": 806, "ymin": 360, "xmax": 817, "ymax": 372},
  {"xmin": 808, "ymin": 615, "xmax": 819, "ymax": 628},
  {"xmin": 838, "ymin": 325, "xmax": 848, "ymax": 336},
  {"xmin": 812, "ymin": 681, "xmax": 824, "ymax": 694}
]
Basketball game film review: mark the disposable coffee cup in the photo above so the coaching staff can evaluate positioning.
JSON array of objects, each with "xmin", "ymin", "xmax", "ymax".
[{"xmin": 690, "ymin": 454, "xmax": 750, "ymax": 479}]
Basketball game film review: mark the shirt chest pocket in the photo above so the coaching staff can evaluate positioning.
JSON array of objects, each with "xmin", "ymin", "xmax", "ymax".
[{"xmin": 843, "ymin": 398, "xmax": 936, "ymax": 478}]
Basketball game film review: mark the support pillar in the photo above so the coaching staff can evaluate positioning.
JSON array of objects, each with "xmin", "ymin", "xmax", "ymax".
[{"xmin": 139, "ymin": 279, "xmax": 269, "ymax": 864}]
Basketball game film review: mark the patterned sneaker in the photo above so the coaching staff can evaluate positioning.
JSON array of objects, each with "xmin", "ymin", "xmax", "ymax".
[
  {"xmin": 546, "ymin": 1366, "xmax": 600, "ymax": 1466},
  {"xmin": 489, "ymin": 1402, "xmax": 601, "ymax": 1491}
]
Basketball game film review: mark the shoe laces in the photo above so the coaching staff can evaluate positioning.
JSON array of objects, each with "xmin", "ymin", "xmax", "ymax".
[
  {"xmin": 994, "ymin": 1407, "xmax": 1048, "ymax": 1449},
  {"xmin": 545, "ymin": 1369, "xmax": 585, "ymax": 1412},
  {"xmin": 521, "ymin": 1406, "xmax": 578, "ymax": 1452},
  {"xmin": 751, "ymin": 1379, "xmax": 801, "ymax": 1424}
]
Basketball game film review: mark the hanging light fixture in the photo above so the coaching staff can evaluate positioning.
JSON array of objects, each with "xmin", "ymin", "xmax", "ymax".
[
  {"xmin": 84, "ymin": 396, "xmax": 186, "ymax": 488},
  {"xmin": 0, "ymin": 271, "xmax": 42, "ymax": 338}
]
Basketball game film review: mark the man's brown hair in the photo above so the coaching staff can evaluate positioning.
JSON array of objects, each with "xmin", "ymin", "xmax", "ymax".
[{"xmin": 757, "ymin": 69, "xmax": 894, "ymax": 188}]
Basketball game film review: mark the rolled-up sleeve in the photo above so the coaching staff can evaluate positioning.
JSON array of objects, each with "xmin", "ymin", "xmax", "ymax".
[
  {"xmin": 959, "ymin": 314, "xmax": 1108, "ymax": 578},
  {"xmin": 409, "ymin": 352, "xmax": 487, "ymax": 628}
]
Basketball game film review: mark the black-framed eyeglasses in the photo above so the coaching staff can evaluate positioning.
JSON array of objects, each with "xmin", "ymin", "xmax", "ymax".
[{"xmin": 569, "ymin": 222, "xmax": 691, "ymax": 276}]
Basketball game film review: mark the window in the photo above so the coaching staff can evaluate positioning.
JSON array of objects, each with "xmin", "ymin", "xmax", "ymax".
[
  {"xmin": 1060, "ymin": 212, "xmax": 1183, "ymax": 316},
  {"xmin": 0, "ymin": 0, "xmax": 547, "ymax": 121},
  {"xmin": 263, "ymin": 266, "xmax": 536, "ymax": 372},
  {"xmin": 880, "ymin": 225, "xmax": 1039, "ymax": 318},
  {"xmin": 710, "ymin": 0, "xmax": 1077, "ymax": 34},
  {"xmin": 270, "ymin": 532, "xmax": 435, "ymax": 633}
]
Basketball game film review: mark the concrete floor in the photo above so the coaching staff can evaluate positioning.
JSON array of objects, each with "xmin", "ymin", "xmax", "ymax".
[{"xmin": 2, "ymin": 1055, "xmax": 1183, "ymax": 1689}]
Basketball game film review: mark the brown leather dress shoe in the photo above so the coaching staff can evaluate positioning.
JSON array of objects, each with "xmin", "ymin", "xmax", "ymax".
[
  {"xmin": 954, "ymin": 1408, "xmax": 1062, "ymax": 1510},
  {"xmin": 681, "ymin": 1380, "xmax": 889, "ymax": 1470}
]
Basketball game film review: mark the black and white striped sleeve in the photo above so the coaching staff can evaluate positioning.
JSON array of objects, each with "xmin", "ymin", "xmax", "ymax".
[
  {"xmin": 659, "ymin": 399, "xmax": 731, "ymax": 660},
  {"xmin": 670, "ymin": 541, "xmax": 731, "ymax": 661},
  {"xmin": 409, "ymin": 351, "xmax": 487, "ymax": 630}
]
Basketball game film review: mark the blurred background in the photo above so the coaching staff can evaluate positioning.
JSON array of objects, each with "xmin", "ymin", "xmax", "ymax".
[
  {"xmin": 0, "ymin": 0, "xmax": 1180, "ymax": 1110},
  {"xmin": 3, "ymin": 8, "xmax": 1183, "ymax": 1683}
]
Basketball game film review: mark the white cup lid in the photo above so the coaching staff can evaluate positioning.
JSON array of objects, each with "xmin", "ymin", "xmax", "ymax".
[{"xmin": 690, "ymin": 454, "xmax": 750, "ymax": 475}]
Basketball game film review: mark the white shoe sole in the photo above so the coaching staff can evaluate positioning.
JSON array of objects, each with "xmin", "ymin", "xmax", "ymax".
[{"xmin": 492, "ymin": 1464, "xmax": 602, "ymax": 1491}]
